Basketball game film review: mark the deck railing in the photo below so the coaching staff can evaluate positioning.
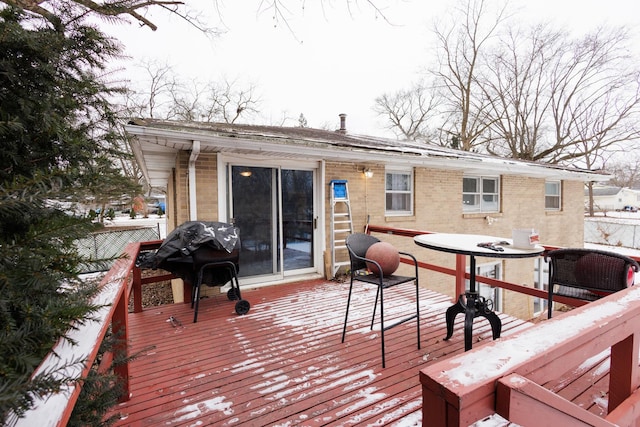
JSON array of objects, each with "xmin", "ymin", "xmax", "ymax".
[
  {"xmin": 420, "ymin": 286, "xmax": 640, "ymax": 426},
  {"xmin": 366, "ymin": 224, "xmax": 591, "ymax": 309},
  {"xmin": 10, "ymin": 240, "xmax": 162, "ymax": 427},
  {"xmin": 12, "ymin": 225, "xmax": 640, "ymax": 426},
  {"xmin": 366, "ymin": 224, "xmax": 640, "ymax": 427}
]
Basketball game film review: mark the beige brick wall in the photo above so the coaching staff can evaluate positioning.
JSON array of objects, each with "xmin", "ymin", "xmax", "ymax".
[
  {"xmin": 194, "ymin": 154, "xmax": 218, "ymax": 221},
  {"xmin": 325, "ymin": 162, "xmax": 585, "ymax": 321},
  {"xmin": 166, "ymin": 156, "xmax": 585, "ymax": 321}
]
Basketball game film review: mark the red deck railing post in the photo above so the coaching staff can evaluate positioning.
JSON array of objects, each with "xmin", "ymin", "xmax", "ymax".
[
  {"xmin": 455, "ymin": 254, "xmax": 466, "ymax": 299},
  {"xmin": 132, "ymin": 263, "xmax": 143, "ymax": 313},
  {"xmin": 608, "ymin": 332, "xmax": 640, "ymax": 413},
  {"xmin": 420, "ymin": 370, "xmax": 457, "ymax": 427},
  {"xmin": 113, "ymin": 276, "xmax": 130, "ymax": 402}
]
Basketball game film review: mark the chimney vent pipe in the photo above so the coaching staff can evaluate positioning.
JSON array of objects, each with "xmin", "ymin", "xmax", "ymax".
[{"xmin": 338, "ymin": 113, "xmax": 347, "ymax": 132}]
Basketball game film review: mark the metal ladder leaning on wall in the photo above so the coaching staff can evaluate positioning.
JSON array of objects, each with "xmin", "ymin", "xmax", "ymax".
[{"xmin": 330, "ymin": 180, "xmax": 353, "ymax": 277}]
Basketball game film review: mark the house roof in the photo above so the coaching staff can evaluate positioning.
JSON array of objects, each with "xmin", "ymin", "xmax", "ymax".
[
  {"xmin": 124, "ymin": 118, "xmax": 611, "ymax": 189},
  {"xmin": 586, "ymin": 186, "xmax": 622, "ymax": 196}
]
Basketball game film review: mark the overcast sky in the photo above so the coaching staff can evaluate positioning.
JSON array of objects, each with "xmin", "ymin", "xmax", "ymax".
[{"xmin": 104, "ymin": 0, "xmax": 640, "ymax": 138}]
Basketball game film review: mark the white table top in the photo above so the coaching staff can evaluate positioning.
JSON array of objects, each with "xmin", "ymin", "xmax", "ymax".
[{"xmin": 414, "ymin": 233, "xmax": 545, "ymax": 258}]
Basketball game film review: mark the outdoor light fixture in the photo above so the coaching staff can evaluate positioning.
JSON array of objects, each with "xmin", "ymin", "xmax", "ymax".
[
  {"xmin": 240, "ymin": 169, "xmax": 252, "ymax": 177},
  {"xmin": 364, "ymin": 168, "xmax": 373, "ymax": 178}
]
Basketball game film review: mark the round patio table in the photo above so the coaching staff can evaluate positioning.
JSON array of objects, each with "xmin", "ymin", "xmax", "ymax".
[{"xmin": 414, "ymin": 233, "xmax": 544, "ymax": 351}]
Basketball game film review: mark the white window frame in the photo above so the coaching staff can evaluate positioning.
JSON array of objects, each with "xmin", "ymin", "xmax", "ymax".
[
  {"xmin": 533, "ymin": 258, "xmax": 549, "ymax": 316},
  {"xmin": 545, "ymin": 180, "xmax": 561, "ymax": 211},
  {"xmin": 385, "ymin": 167, "xmax": 414, "ymax": 216},
  {"xmin": 463, "ymin": 175, "xmax": 500, "ymax": 213},
  {"xmin": 466, "ymin": 261, "xmax": 502, "ymax": 312}
]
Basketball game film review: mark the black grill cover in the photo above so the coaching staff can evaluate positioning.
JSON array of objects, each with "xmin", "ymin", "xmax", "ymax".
[{"xmin": 136, "ymin": 221, "xmax": 240, "ymax": 274}]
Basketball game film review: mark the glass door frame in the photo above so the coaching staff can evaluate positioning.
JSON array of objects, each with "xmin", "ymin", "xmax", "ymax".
[
  {"xmin": 466, "ymin": 261, "xmax": 503, "ymax": 312},
  {"xmin": 217, "ymin": 155, "xmax": 323, "ymax": 286}
]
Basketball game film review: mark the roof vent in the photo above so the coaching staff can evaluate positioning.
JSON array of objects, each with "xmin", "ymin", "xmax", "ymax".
[{"xmin": 337, "ymin": 113, "xmax": 347, "ymax": 133}]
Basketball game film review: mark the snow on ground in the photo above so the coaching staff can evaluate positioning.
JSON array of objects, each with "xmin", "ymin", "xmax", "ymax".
[
  {"xmin": 589, "ymin": 210, "xmax": 640, "ymax": 222},
  {"xmin": 585, "ymin": 211, "xmax": 640, "ymax": 257},
  {"xmin": 585, "ymin": 242, "xmax": 640, "ymax": 257}
]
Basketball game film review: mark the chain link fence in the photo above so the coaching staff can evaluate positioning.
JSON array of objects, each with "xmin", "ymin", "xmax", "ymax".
[
  {"xmin": 585, "ymin": 219, "xmax": 640, "ymax": 250},
  {"xmin": 76, "ymin": 226, "xmax": 161, "ymax": 273}
]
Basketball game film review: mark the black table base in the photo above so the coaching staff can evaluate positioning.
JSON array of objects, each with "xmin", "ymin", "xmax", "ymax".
[
  {"xmin": 444, "ymin": 291, "xmax": 502, "ymax": 351},
  {"xmin": 414, "ymin": 233, "xmax": 543, "ymax": 352}
]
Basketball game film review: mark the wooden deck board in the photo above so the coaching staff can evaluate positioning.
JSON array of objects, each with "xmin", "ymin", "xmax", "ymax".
[
  {"xmin": 108, "ymin": 279, "xmax": 577, "ymax": 426},
  {"xmin": 542, "ymin": 346, "xmax": 612, "ymax": 417}
]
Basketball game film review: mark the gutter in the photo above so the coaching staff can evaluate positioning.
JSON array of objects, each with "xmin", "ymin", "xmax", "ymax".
[
  {"xmin": 125, "ymin": 124, "xmax": 610, "ymax": 183},
  {"xmin": 189, "ymin": 140, "xmax": 200, "ymax": 220}
]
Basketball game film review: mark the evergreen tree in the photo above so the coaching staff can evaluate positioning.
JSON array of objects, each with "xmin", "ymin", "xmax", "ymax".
[{"xmin": 0, "ymin": 7, "xmax": 138, "ymax": 422}]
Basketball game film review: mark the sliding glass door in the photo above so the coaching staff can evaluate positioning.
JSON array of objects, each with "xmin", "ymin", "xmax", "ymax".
[
  {"xmin": 230, "ymin": 165, "xmax": 315, "ymax": 281},
  {"xmin": 282, "ymin": 169, "xmax": 314, "ymax": 271}
]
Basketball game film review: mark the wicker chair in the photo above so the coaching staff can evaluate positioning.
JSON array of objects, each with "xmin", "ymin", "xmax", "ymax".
[
  {"xmin": 342, "ymin": 233, "xmax": 420, "ymax": 368},
  {"xmin": 546, "ymin": 248, "xmax": 640, "ymax": 318}
]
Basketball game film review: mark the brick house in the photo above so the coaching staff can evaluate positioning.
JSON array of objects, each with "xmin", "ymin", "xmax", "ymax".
[{"xmin": 125, "ymin": 117, "xmax": 608, "ymax": 320}]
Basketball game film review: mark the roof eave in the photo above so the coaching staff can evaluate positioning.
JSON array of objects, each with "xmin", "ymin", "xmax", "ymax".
[{"xmin": 125, "ymin": 124, "xmax": 611, "ymax": 188}]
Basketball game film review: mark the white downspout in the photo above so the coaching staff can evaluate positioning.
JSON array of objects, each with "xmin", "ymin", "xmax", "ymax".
[{"xmin": 188, "ymin": 140, "xmax": 200, "ymax": 220}]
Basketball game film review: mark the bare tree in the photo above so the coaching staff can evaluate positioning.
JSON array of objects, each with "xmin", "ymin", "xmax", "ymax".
[
  {"xmin": 431, "ymin": 0, "xmax": 510, "ymax": 151},
  {"xmin": 466, "ymin": 24, "xmax": 640, "ymax": 165},
  {"xmin": 167, "ymin": 78, "xmax": 205, "ymax": 121},
  {"xmin": 202, "ymin": 80, "xmax": 261, "ymax": 124},
  {"xmin": 480, "ymin": 26, "xmax": 640, "ymax": 165},
  {"xmin": 377, "ymin": 0, "xmax": 509, "ymax": 149},
  {"xmin": 480, "ymin": 23, "xmax": 562, "ymax": 160},
  {"xmin": 570, "ymin": 78, "xmax": 640, "ymax": 166},
  {"xmin": 377, "ymin": 2, "xmax": 640, "ymax": 177},
  {"xmin": 125, "ymin": 59, "xmax": 180, "ymax": 119},
  {"xmin": 479, "ymin": 25, "xmax": 640, "ymax": 168},
  {"xmin": 125, "ymin": 62, "xmax": 260, "ymax": 123},
  {"xmin": 267, "ymin": 110, "xmax": 299, "ymax": 127},
  {"xmin": 575, "ymin": 77, "xmax": 640, "ymax": 215},
  {"xmin": 542, "ymin": 28, "xmax": 640, "ymax": 165},
  {"xmin": 169, "ymin": 78, "xmax": 261, "ymax": 123},
  {"xmin": 374, "ymin": 82, "xmax": 439, "ymax": 142},
  {"xmin": 606, "ymin": 156, "xmax": 640, "ymax": 189}
]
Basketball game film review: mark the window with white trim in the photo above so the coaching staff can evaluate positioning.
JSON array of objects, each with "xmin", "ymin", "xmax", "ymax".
[
  {"xmin": 462, "ymin": 176, "xmax": 500, "ymax": 213},
  {"xmin": 385, "ymin": 168, "xmax": 413, "ymax": 215},
  {"xmin": 466, "ymin": 262, "xmax": 502, "ymax": 312},
  {"xmin": 545, "ymin": 180, "xmax": 561, "ymax": 210},
  {"xmin": 533, "ymin": 258, "xmax": 549, "ymax": 316}
]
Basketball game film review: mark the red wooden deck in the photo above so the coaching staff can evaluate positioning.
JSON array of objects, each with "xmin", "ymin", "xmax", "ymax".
[{"xmin": 107, "ymin": 279, "xmax": 606, "ymax": 426}]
